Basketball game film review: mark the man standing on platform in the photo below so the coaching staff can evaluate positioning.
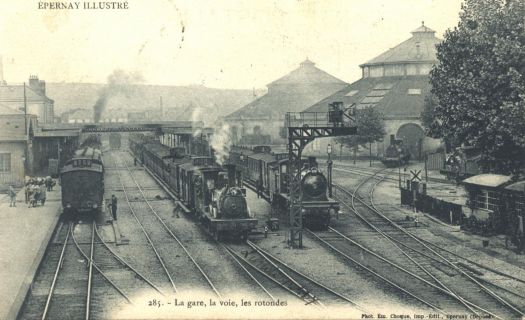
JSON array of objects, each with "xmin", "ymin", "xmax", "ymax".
[
  {"xmin": 109, "ymin": 194, "xmax": 118, "ymax": 221},
  {"xmin": 8, "ymin": 185, "xmax": 16, "ymax": 207}
]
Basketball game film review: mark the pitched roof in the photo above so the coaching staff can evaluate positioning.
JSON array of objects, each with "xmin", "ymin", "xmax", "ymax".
[
  {"xmin": 360, "ymin": 23, "xmax": 440, "ymax": 67},
  {"xmin": 462, "ymin": 174, "xmax": 511, "ymax": 188},
  {"xmin": 0, "ymin": 84, "xmax": 53, "ymax": 103},
  {"xmin": 226, "ymin": 60, "xmax": 348, "ymax": 119},
  {"xmin": 304, "ymin": 75, "xmax": 431, "ymax": 119},
  {"xmin": 269, "ymin": 59, "xmax": 347, "ymax": 87}
]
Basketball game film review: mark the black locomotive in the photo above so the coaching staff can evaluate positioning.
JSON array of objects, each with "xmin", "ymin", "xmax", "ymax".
[
  {"xmin": 440, "ymin": 146, "xmax": 482, "ymax": 181},
  {"xmin": 129, "ymin": 134, "xmax": 257, "ymax": 241},
  {"xmin": 229, "ymin": 145, "xmax": 339, "ymax": 230},
  {"xmin": 381, "ymin": 135, "xmax": 410, "ymax": 168},
  {"xmin": 60, "ymin": 137, "xmax": 104, "ymax": 218}
]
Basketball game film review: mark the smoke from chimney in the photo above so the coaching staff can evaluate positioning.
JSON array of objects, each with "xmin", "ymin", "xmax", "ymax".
[
  {"xmin": 210, "ymin": 122, "xmax": 232, "ymax": 165},
  {"xmin": 93, "ymin": 69, "xmax": 143, "ymax": 122}
]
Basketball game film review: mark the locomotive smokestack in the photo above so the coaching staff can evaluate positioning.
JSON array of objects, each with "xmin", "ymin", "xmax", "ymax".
[{"xmin": 224, "ymin": 164, "xmax": 236, "ymax": 187}]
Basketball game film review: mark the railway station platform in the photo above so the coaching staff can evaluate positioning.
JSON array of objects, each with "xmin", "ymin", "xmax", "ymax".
[{"xmin": 0, "ymin": 186, "xmax": 62, "ymax": 320}]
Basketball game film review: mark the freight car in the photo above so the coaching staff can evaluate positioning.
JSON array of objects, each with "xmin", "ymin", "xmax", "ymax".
[
  {"xmin": 129, "ymin": 138, "xmax": 257, "ymax": 241},
  {"xmin": 229, "ymin": 145, "xmax": 339, "ymax": 230},
  {"xmin": 60, "ymin": 146, "xmax": 104, "ymax": 218},
  {"xmin": 381, "ymin": 135, "xmax": 410, "ymax": 168}
]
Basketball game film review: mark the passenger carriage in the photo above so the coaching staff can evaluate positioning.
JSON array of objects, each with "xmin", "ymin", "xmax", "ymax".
[{"xmin": 60, "ymin": 147, "xmax": 104, "ymax": 217}]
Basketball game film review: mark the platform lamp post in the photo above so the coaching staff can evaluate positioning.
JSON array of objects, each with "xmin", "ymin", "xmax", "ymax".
[{"xmin": 327, "ymin": 143, "xmax": 333, "ymax": 198}]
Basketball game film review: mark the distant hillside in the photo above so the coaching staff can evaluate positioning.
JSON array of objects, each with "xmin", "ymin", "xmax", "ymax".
[{"xmin": 46, "ymin": 83, "xmax": 265, "ymax": 125}]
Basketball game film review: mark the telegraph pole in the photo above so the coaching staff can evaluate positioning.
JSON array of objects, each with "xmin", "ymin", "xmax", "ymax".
[{"xmin": 23, "ymin": 83, "xmax": 28, "ymax": 175}]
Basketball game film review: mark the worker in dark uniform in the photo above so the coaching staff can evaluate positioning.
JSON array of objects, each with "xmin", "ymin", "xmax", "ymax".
[
  {"xmin": 134, "ymin": 157, "xmax": 137, "ymax": 166},
  {"xmin": 109, "ymin": 194, "xmax": 118, "ymax": 221}
]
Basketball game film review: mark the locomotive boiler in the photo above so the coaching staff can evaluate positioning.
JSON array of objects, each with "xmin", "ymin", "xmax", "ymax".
[
  {"xmin": 382, "ymin": 135, "xmax": 410, "ymax": 168},
  {"xmin": 128, "ymin": 137, "xmax": 257, "ymax": 241},
  {"xmin": 229, "ymin": 146, "xmax": 339, "ymax": 230}
]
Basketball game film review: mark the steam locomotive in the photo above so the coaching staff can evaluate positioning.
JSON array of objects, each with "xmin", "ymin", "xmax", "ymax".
[
  {"xmin": 440, "ymin": 146, "xmax": 482, "ymax": 181},
  {"xmin": 229, "ymin": 145, "xmax": 339, "ymax": 230},
  {"xmin": 129, "ymin": 134, "xmax": 257, "ymax": 241},
  {"xmin": 381, "ymin": 135, "xmax": 411, "ymax": 168},
  {"xmin": 60, "ymin": 134, "xmax": 104, "ymax": 218}
]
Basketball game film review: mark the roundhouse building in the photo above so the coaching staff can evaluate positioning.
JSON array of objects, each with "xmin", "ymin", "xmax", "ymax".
[
  {"xmin": 303, "ymin": 23, "xmax": 442, "ymax": 160},
  {"xmin": 224, "ymin": 59, "xmax": 348, "ymax": 145}
]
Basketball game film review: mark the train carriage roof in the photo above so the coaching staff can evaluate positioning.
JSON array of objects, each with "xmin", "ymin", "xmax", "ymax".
[
  {"xmin": 247, "ymin": 153, "xmax": 278, "ymax": 162},
  {"xmin": 61, "ymin": 163, "xmax": 103, "ymax": 174},
  {"xmin": 230, "ymin": 146, "xmax": 254, "ymax": 156},
  {"xmin": 143, "ymin": 142, "xmax": 172, "ymax": 158},
  {"xmin": 176, "ymin": 156, "xmax": 216, "ymax": 171}
]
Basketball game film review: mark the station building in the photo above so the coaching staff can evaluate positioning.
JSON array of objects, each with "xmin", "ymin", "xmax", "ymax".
[
  {"xmin": 0, "ymin": 104, "xmax": 37, "ymax": 189},
  {"xmin": 224, "ymin": 59, "xmax": 348, "ymax": 145},
  {"xmin": 303, "ymin": 23, "xmax": 442, "ymax": 160}
]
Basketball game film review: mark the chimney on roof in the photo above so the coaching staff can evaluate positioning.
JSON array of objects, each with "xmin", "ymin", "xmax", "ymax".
[{"xmin": 28, "ymin": 75, "xmax": 46, "ymax": 96}]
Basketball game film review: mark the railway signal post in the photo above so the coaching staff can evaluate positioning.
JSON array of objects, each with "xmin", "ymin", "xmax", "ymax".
[{"xmin": 285, "ymin": 102, "xmax": 357, "ymax": 248}]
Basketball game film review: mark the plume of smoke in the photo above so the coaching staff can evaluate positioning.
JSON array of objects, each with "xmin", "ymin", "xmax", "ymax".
[
  {"xmin": 191, "ymin": 104, "xmax": 203, "ymax": 137},
  {"xmin": 210, "ymin": 123, "xmax": 231, "ymax": 165},
  {"xmin": 93, "ymin": 69, "xmax": 143, "ymax": 123}
]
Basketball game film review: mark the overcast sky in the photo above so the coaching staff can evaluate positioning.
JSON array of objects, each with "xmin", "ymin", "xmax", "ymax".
[{"xmin": 0, "ymin": 0, "xmax": 463, "ymax": 89}]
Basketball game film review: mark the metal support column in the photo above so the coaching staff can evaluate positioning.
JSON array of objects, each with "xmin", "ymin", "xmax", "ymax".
[{"xmin": 286, "ymin": 102, "xmax": 356, "ymax": 249}]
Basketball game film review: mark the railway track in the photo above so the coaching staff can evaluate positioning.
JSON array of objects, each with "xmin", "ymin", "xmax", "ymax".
[
  {"xmin": 222, "ymin": 240, "xmax": 368, "ymax": 310},
  {"xmin": 328, "ymin": 169, "xmax": 525, "ymax": 319},
  {"xmin": 119, "ymin": 150, "xmax": 365, "ymax": 309},
  {"xmin": 110, "ymin": 152, "xmax": 221, "ymax": 297},
  {"xmin": 20, "ymin": 219, "xmax": 159, "ymax": 319},
  {"xmin": 19, "ymin": 222, "xmax": 90, "ymax": 320},
  {"xmin": 365, "ymin": 173, "xmax": 525, "ymax": 312},
  {"xmin": 333, "ymin": 162, "xmax": 451, "ymax": 185}
]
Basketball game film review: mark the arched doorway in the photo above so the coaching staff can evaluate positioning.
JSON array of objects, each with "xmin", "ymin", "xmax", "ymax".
[{"xmin": 396, "ymin": 123, "xmax": 425, "ymax": 160}]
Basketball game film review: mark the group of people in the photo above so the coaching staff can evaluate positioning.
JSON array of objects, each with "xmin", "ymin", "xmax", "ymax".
[
  {"xmin": 25, "ymin": 176, "xmax": 55, "ymax": 208},
  {"xmin": 7, "ymin": 176, "xmax": 56, "ymax": 208}
]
